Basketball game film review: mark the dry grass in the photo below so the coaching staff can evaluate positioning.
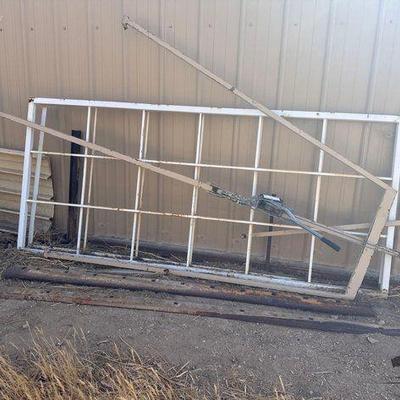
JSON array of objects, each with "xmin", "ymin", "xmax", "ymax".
[{"xmin": 0, "ymin": 330, "xmax": 296, "ymax": 400}]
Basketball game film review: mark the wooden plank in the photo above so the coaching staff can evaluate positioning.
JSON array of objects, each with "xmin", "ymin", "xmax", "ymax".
[
  {"xmin": 346, "ymin": 189, "xmax": 397, "ymax": 298},
  {"xmin": 122, "ymin": 17, "xmax": 393, "ymax": 191},
  {"xmin": 0, "ymin": 144, "xmax": 53, "ymax": 235},
  {"xmin": 0, "ymin": 147, "xmax": 51, "ymax": 179}
]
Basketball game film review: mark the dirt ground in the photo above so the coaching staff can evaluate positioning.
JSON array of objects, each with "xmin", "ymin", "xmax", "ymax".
[{"xmin": 1, "ymin": 236, "xmax": 400, "ymax": 399}]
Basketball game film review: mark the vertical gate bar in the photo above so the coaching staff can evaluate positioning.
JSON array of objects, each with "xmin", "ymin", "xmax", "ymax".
[
  {"xmin": 83, "ymin": 108, "xmax": 98, "ymax": 249},
  {"xmin": 245, "ymin": 116, "xmax": 264, "ymax": 274},
  {"xmin": 130, "ymin": 110, "xmax": 147, "ymax": 260},
  {"xmin": 380, "ymin": 122, "xmax": 400, "ymax": 292},
  {"xmin": 308, "ymin": 119, "xmax": 328, "ymax": 282},
  {"xmin": 76, "ymin": 107, "xmax": 92, "ymax": 254},
  {"xmin": 186, "ymin": 113, "xmax": 205, "ymax": 266},
  {"xmin": 28, "ymin": 106, "xmax": 47, "ymax": 244},
  {"xmin": 17, "ymin": 102, "xmax": 37, "ymax": 249},
  {"xmin": 134, "ymin": 111, "xmax": 150, "ymax": 257}
]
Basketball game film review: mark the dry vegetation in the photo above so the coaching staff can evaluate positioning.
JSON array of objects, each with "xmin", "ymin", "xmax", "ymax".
[
  {"xmin": 0, "ymin": 330, "xmax": 296, "ymax": 400},
  {"xmin": 0, "ymin": 234, "xmax": 299, "ymax": 399}
]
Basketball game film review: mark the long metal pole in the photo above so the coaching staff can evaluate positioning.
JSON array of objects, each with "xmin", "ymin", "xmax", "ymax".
[
  {"xmin": 186, "ymin": 114, "xmax": 205, "ymax": 266},
  {"xmin": 17, "ymin": 102, "xmax": 36, "ymax": 249},
  {"xmin": 122, "ymin": 17, "xmax": 392, "ymax": 191},
  {"xmin": 31, "ymin": 97, "xmax": 400, "ymax": 123},
  {"xmin": 134, "ymin": 112, "xmax": 150, "ymax": 257},
  {"xmin": 130, "ymin": 110, "xmax": 147, "ymax": 260},
  {"xmin": 245, "ymin": 116, "xmax": 264, "ymax": 274},
  {"xmin": 381, "ymin": 122, "xmax": 400, "ymax": 292},
  {"xmin": 0, "ymin": 111, "xmax": 212, "ymax": 191},
  {"xmin": 27, "ymin": 151, "xmax": 393, "ymax": 180},
  {"xmin": 308, "ymin": 119, "xmax": 328, "ymax": 282},
  {"xmin": 28, "ymin": 107, "xmax": 47, "ymax": 244},
  {"xmin": 76, "ymin": 107, "xmax": 92, "ymax": 254},
  {"xmin": 26, "ymin": 201, "xmax": 398, "ymax": 259},
  {"xmin": 83, "ymin": 108, "xmax": 98, "ymax": 249}
]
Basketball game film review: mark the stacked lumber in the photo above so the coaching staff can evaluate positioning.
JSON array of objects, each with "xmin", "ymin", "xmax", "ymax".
[{"xmin": 0, "ymin": 148, "xmax": 53, "ymax": 234}]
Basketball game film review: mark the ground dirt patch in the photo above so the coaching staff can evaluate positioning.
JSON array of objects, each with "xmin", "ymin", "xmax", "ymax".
[
  {"xmin": 0, "ymin": 330, "xmax": 292, "ymax": 400},
  {"xmin": 1, "ymin": 234, "xmax": 400, "ymax": 399}
]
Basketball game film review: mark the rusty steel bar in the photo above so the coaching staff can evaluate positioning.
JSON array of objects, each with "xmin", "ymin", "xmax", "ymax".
[
  {"xmin": 2, "ymin": 264, "xmax": 375, "ymax": 317},
  {"xmin": 0, "ymin": 283, "xmax": 398, "ymax": 335}
]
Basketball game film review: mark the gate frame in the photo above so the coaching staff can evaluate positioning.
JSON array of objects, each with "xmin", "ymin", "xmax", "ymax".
[{"xmin": 1, "ymin": 97, "xmax": 398, "ymax": 299}]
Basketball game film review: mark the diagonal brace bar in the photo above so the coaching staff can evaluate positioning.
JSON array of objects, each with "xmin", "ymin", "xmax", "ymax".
[{"xmin": 122, "ymin": 16, "xmax": 393, "ymax": 192}]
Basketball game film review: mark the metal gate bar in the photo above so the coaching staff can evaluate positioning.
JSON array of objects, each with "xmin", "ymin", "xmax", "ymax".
[
  {"xmin": 308, "ymin": 119, "xmax": 327, "ymax": 283},
  {"xmin": 245, "ymin": 116, "xmax": 264, "ymax": 274},
  {"xmin": 186, "ymin": 113, "xmax": 205, "ymax": 267},
  {"xmin": 28, "ymin": 107, "xmax": 47, "ymax": 245},
  {"xmin": 76, "ymin": 107, "xmax": 92, "ymax": 255},
  {"xmin": 83, "ymin": 108, "xmax": 98, "ymax": 250},
  {"xmin": 130, "ymin": 110, "xmax": 149, "ymax": 260}
]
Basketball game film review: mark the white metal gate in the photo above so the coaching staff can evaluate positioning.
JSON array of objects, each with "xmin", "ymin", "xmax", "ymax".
[{"xmin": 13, "ymin": 97, "xmax": 400, "ymax": 299}]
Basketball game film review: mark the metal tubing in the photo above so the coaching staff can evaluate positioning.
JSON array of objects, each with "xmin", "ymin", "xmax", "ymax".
[
  {"xmin": 381, "ymin": 122, "xmax": 400, "ymax": 292},
  {"xmin": 245, "ymin": 116, "xmax": 264, "ymax": 274},
  {"xmin": 308, "ymin": 119, "xmax": 328, "ymax": 282},
  {"xmin": 3, "ymin": 285, "xmax": 394, "ymax": 334},
  {"xmin": 76, "ymin": 107, "xmax": 92, "ymax": 254},
  {"xmin": 130, "ymin": 110, "xmax": 147, "ymax": 260},
  {"xmin": 28, "ymin": 197, "xmax": 397, "ymax": 257},
  {"xmin": 28, "ymin": 247, "xmax": 347, "ymax": 298},
  {"xmin": 17, "ymin": 102, "xmax": 36, "ymax": 249},
  {"xmin": 254, "ymin": 221, "xmax": 400, "ymax": 238},
  {"xmin": 142, "ymin": 159, "xmax": 391, "ymax": 180},
  {"xmin": 28, "ymin": 107, "xmax": 47, "ymax": 244},
  {"xmin": 134, "ymin": 111, "xmax": 150, "ymax": 257},
  {"xmin": 28, "ymin": 150, "xmax": 392, "ymax": 181},
  {"xmin": 26, "ymin": 198, "xmax": 297, "ymax": 228},
  {"xmin": 32, "ymin": 97, "xmax": 400, "ymax": 123},
  {"xmin": 83, "ymin": 108, "xmax": 98, "ymax": 249},
  {"xmin": 186, "ymin": 114, "xmax": 205, "ymax": 266}
]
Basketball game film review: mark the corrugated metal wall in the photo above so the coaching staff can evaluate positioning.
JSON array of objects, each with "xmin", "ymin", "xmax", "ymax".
[{"xmin": 1, "ymin": 0, "xmax": 400, "ymax": 274}]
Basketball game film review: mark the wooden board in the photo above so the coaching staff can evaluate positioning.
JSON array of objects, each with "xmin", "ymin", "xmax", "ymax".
[{"xmin": 0, "ymin": 147, "xmax": 53, "ymax": 233}]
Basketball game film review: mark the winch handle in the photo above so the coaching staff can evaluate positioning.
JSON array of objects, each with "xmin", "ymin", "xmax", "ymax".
[{"xmin": 321, "ymin": 237, "xmax": 341, "ymax": 252}]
